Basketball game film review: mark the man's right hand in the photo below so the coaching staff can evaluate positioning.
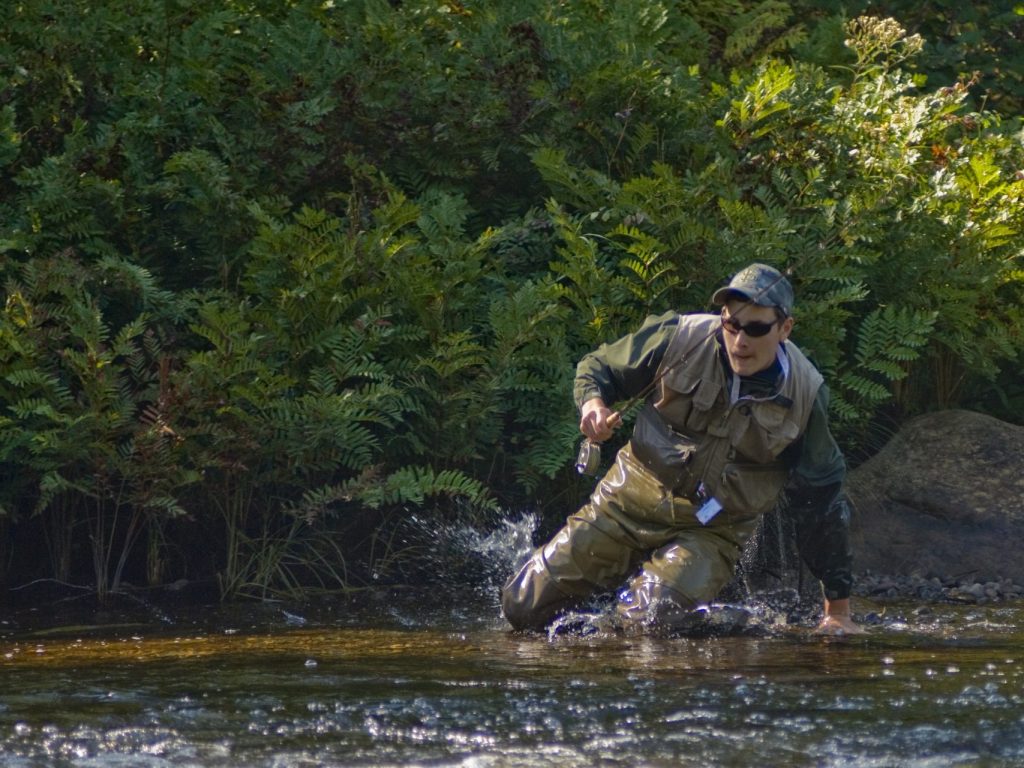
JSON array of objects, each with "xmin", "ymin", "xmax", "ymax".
[{"xmin": 579, "ymin": 398, "xmax": 620, "ymax": 442}]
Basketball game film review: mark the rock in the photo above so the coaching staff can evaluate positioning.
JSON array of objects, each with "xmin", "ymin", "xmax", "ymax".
[
  {"xmin": 965, "ymin": 583, "xmax": 986, "ymax": 599},
  {"xmin": 847, "ymin": 410, "xmax": 1024, "ymax": 586}
]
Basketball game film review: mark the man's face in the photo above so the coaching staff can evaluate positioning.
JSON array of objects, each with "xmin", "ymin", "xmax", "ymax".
[{"xmin": 721, "ymin": 299, "xmax": 793, "ymax": 376}]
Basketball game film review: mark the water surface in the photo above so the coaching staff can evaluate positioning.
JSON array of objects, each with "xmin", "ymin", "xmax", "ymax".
[{"xmin": 2, "ymin": 594, "xmax": 1023, "ymax": 767}]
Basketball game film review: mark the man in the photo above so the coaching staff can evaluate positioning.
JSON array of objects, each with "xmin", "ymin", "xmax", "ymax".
[{"xmin": 501, "ymin": 263, "xmax": 863, "ymax": 635}]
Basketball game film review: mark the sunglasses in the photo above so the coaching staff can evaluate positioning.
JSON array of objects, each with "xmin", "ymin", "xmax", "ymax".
[{"xmin": 720, "ymin": 313, "xmax": 782, "ymax": 338}]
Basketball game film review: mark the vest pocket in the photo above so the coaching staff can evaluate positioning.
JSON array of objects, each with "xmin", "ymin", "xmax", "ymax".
[
  {"xmin": 731, "ymin": 401, "xmax": 801, "ymax": 463},
  {"xmin": 716, "ymin": 462, "xmax": 788, "ymax": 516},
  {"xmin": 631, "ymin": 404, "xmax": 699, "ymax": 493},
  {"xmin": 655, "ymin": 376, "xmax": 706, "ymax": 432}
]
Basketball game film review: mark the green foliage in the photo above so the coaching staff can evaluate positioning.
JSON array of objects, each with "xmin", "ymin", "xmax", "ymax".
[
  {"xmin": 3, "ymin": 2, "xmax": 1024, "ymax": 598},
  {"xmin": 0, "ymin": 253, "xmax": 196, "ymax": 597},
  {"xmin": 832, "ymin": 305, "xmax": 936, "ymax": 422},
  {"xmin": 792, "ymin": 1, "xmax": 1024, "ymax": 116},
  {"xmin": 351, "ymin": 466, "xmax": 494, "ymax": 511}
]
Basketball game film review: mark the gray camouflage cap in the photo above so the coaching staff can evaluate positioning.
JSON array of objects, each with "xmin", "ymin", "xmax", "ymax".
[{"xmin": 711, "ymin": 263, "xmax": 793, "ymax": 316}]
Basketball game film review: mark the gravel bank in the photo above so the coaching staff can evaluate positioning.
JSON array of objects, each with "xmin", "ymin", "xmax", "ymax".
[{"xmin": 854, "ymin": 571, "xmax": 1024, "ymax": 603}]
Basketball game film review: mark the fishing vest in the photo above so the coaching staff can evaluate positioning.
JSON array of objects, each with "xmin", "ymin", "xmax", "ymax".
[{"xmin": 630, "ymin": 313, "xmax": 823, "ymax": 515}]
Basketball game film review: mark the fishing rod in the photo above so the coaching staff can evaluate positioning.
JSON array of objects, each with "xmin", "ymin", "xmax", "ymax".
[{"xmin": 575, "ymin": 261, "xmax": 802, "ymax": 476}]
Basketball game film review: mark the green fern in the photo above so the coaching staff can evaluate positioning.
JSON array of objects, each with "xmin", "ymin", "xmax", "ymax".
[
  {"xmin": 362, "ymin": 465, "xmax": 495, "ymax": 510},
  {"xmin": 833, "ymin": 304, "xmax": 936, "ymax": 423},
  {"xmin": 609, "ymin": 224, "xmax": 681, "ymax": 313},
  {"xmin": 723, "ymin": 0, "xmax": 804, "ymax": 64}
]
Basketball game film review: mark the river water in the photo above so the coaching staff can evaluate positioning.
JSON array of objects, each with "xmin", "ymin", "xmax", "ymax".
[
  {"xmin": 2, "ymin": 517, "xmax": 1024, "ymax": 766},
  {"xmin": 4, "ymin": 594, "xmax": 1024, "ymax": 766}
]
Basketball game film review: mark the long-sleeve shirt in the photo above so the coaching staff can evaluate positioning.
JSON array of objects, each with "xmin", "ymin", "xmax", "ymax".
[{"xmin": 573, "ymin": 311, "xmax": 853, "ymax": 600}]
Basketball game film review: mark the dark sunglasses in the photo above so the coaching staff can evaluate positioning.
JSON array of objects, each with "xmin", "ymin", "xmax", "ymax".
[{"xmin": 720, "ymin": 313, "xmax": 782, "ymax": 338}]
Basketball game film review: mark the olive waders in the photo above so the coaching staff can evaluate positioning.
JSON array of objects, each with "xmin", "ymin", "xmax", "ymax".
[{"xmin": 501, "ymin": 444, "xmax": 759, "ymax": 632}]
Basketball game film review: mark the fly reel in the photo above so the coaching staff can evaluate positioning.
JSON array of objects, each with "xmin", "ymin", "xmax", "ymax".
[{"xmin": 575, "ymin": 439, "xmax": 601, "ymax": 476}]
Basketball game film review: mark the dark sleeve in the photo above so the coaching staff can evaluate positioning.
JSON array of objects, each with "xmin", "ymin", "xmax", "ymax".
[
  {"xmin": 784, "ymin": 384, "xmax": 853, "ymax": 601},
  {"xmin": 789, "ymin": 383, "xmax": 845, "ymax": 487},
  {"xmin": 573, "ymin": 311, "xmax": 678, "ymax": 410},
  {"xmin": 788, "ymin": 483, "xmax": 853, "ymax": 600}
]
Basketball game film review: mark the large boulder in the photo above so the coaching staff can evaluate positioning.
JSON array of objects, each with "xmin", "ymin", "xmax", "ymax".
[{"xmin": 847, "ymin": 409, "xmax": 1024, "ymax": 584}]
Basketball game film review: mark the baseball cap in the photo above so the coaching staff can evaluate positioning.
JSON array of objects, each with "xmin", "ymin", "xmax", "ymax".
[{"xmin": 711, "ymin": 263, "xmax": 794, "ymax": 317}]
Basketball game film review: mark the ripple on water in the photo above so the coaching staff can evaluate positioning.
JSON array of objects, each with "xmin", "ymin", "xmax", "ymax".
[{"xmin": 3, "ymin": 572, "xmax": 1024, "ymax": 767}]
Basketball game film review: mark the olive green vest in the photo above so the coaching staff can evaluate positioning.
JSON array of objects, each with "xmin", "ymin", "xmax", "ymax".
[{"xmin": 630, "ymin": 313, "xmax": 822, "ymax": 515}]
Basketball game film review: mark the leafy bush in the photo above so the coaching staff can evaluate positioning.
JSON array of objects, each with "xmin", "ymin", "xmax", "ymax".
[{"xmin": 2, "ymin": 2, "xmax": 1021, "ymax": 598}]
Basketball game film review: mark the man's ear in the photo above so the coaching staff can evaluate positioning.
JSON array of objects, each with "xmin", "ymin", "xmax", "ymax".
[{"xmin": 779, "ymin": 316, "xmax": 794, "ymax": 341}]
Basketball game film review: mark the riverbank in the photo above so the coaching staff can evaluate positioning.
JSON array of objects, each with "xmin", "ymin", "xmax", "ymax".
[
  {"xmin": 852, "ymin": 571, "xmax": 1024, "ymax": 604},
  {"xmin": 3, "ymin": 568, "xmax": 1024, "ymax": 642}
]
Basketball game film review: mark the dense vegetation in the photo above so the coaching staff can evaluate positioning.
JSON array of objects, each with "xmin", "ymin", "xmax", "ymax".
[{"xmin": 2, "ymin": 1, "xmax": 1022, "ymax": 601}]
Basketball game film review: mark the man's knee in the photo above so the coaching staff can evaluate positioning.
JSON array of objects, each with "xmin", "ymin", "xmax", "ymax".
[
  {"xmin": 501, "ymin": 552, "xmax": 574, "ymax": 631},
  {"xmin": 615, "ymin": 538, "xmax": 738, "ymax": 628},
  {"xmin": 616, "ymin": 571, "xmax": 697, "ymax": 628}
]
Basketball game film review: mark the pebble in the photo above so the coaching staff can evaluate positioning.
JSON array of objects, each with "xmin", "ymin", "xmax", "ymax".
[{"xmin": 854, "ymin": 571, "xmax": 1024, "ymax": 603}]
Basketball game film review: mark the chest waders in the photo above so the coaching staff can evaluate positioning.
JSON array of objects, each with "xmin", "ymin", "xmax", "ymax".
[{"xmin": 501, "ymin": 315, "xmax": 822, "ymax": 632}]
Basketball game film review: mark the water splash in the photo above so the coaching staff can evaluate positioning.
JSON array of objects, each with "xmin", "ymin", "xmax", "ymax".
[
  {"xmin": 396, "ymin": 509, "xmax": 822, "ymax": 637},
  {"xmin": 544, "ymin": 598, "xmax": 797, "ymax": 640},
  {"xmin": 546, "ymin": 608, "xmax": 615, "ymax": 639},
  {"xmin": 448, "ymin": 512, "xmax": 539, "ymax": 587},
  {"xmin": 390, "ymin": 511, "xmax": 540, "ymax": 617}
]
